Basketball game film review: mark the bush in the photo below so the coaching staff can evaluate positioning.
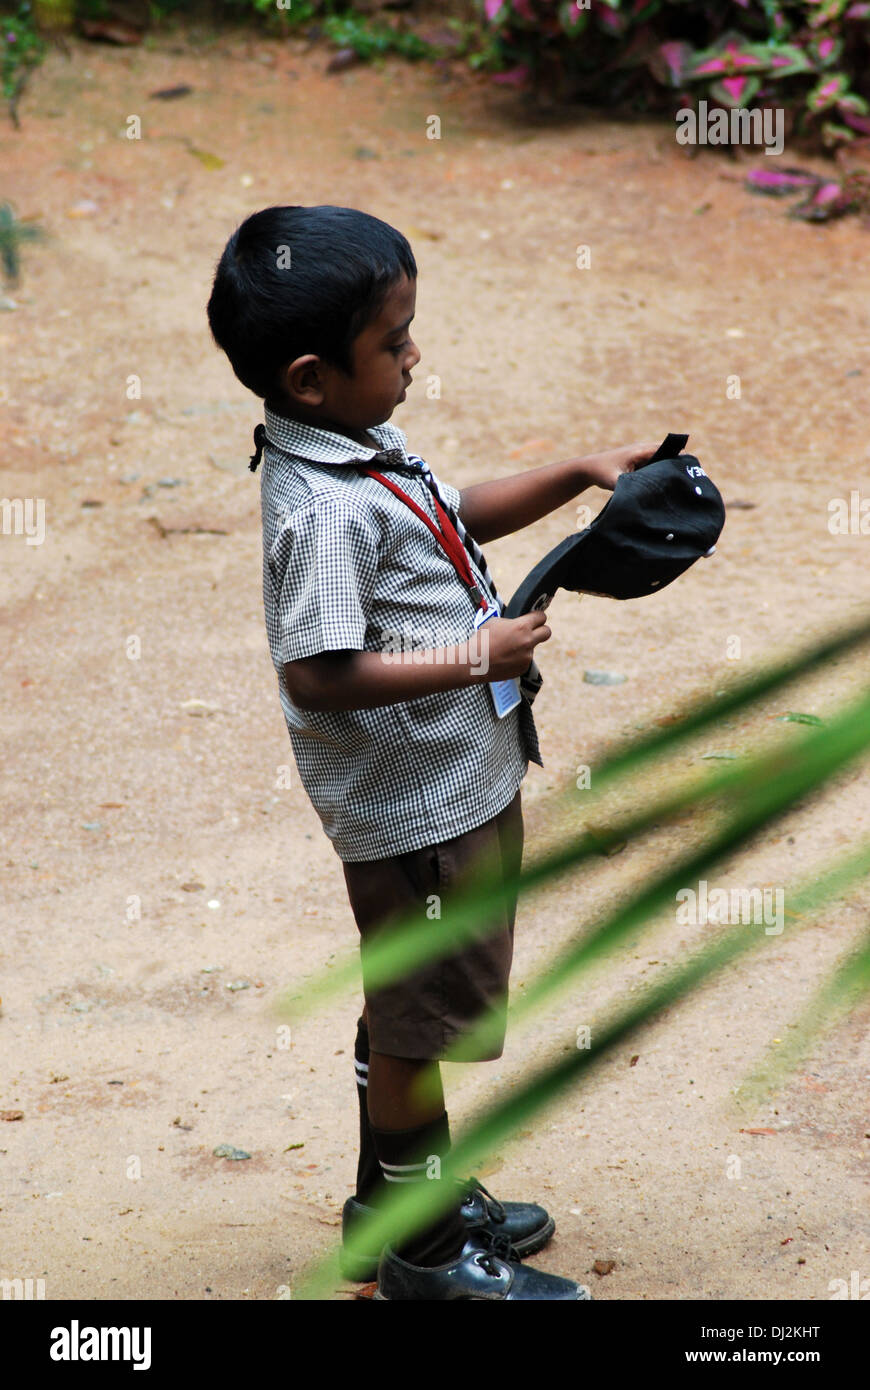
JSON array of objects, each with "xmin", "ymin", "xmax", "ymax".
[{"xmin": 477, "ymin": 1, "xmax": 870, "ymax": 153}]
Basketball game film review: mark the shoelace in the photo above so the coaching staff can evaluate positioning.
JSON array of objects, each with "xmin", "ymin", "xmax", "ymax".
[
  {"xmin": 461, "ymin": 1176, "xmax": 506, "ymax": 1224},
  {"xmin": 471, "ymin": 1229, "xmax": 517, "ymax": 1278}
]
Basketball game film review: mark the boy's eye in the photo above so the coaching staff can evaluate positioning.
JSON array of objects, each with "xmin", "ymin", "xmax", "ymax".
[{"xmin": 389, "ymin": 339, "xmax": 410, "ymax": 356}]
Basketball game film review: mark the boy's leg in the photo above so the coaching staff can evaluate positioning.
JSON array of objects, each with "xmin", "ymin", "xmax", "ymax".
[
  {"xmin": 343, "ymin": 792, "xmax": 523, "ymax": 1268},
  {"xmin": 366, "ymin": 1049, "xmax": 468, "ymax": 1267},
  {"xmin": 352, "ymin": 1008, "xmax": 445, "ymax": 1199},
  {"xmin": 355, "ymin": 1004, "xmax": 466, "ymax": 1266}
]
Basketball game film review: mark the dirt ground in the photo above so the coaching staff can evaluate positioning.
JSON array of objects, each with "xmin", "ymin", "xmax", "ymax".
[{"xmin": 1, "ymin": 25, "xmax": 869, "ymax": 1303}]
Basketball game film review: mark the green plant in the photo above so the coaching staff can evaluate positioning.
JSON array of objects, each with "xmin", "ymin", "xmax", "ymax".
[
  {"xmin": 218, "ymin": 0, "xmax": 321, "ymax": 31},
  {"xmin": 0, "ymin": 200, "xmax": 45, "ymax": 283},
  {"xmin": 273, "ymin": 617, "xmax": 870, "ymax": 1298},
  {"xmin": 476, "ymin": 2, "xmax": 870, "ymax": 153},
  {"xmin": 322, "ymin": 10, "xmax": 439, "ymax": 62},
  {"xmin": 2, "ymin": 2, "xmax": 45, "ymax": 124}
]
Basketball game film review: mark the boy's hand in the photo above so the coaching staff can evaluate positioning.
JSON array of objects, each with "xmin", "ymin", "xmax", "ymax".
[
  {"xmin": 475, "ymin": 610, "xmax": 552, "ymax": 681},
  {"xmin": 581, "ymin": 441, "xmax": 661, "ymax": 492}
]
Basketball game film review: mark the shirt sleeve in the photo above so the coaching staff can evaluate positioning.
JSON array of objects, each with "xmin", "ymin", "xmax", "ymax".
[{"xmin": 269, "ymin": 498, "xmax": 380, "ymax": 664}]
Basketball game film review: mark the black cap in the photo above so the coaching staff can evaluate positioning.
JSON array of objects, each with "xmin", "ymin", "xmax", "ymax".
[{"xmin": 504, "ymin": 444, "xmax": 726, "ymax": 618}]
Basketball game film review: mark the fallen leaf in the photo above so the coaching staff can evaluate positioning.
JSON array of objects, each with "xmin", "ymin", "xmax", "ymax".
[
  {"xmin": 188, "ymin": 147, "xmax": 225, "ymax": 171},
  {"xmin": 593, "ymin": 1259, "xmax": 616, "ymax": 1276},
  {"xmin": 79, "ymin": 18, "xmax": 143, "ymax": 44},
  {"xmin": 149, "ymin": 86, "xmax": 193, "ymax": 100},
  {"xmin": 739, "ymin": 1127, "xmax": 777, "ymax": 1136},
  {"xmin": 1, "ymin": 1110, "xmax": 24, "ymax": 1121},
  {"xmin": 629, "ymin": 1054, "xmax": 639, "ymax": 1067},
  {"xmin": 327, "ymin": 48, "xmax": 363, "ymax": 73},
  {"xmin": 507, "ymin": 439, "xmax": 555, "ymax": 459}
]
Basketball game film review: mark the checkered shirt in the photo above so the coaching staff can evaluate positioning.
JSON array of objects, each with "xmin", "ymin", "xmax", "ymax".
[{"xmin": 258, "ymin": 405, "xmax": 543, "ymax": 862}]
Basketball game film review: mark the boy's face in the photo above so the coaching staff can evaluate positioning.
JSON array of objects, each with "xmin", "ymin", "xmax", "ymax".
[{"xmin": 280, "ymin": 273, "xmax": 420, "ymax": 442}]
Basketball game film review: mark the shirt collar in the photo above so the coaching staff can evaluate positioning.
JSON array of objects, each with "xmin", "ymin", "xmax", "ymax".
[{"xmin": 263, "ymin": 403, "xmax": 412, "ymax": 470}]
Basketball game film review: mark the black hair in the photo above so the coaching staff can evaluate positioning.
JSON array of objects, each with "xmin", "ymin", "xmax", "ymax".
[{"xmin": 206, "ymin": 203, "xmax": 417, "ymax": 424}]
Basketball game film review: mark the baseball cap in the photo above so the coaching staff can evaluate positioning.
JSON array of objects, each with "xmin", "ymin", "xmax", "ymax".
[{"xmin": 503, "ymin": 434, "xmax": 726, "ymax": 618}]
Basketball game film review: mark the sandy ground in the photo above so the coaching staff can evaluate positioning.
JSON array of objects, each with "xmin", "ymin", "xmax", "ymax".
[{"xmin": 1, "ymin": 25, "xmax": 869, "ymax": 1303}]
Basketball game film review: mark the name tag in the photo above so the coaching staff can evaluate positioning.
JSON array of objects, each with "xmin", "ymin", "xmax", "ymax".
[{"xmin": 473, "ymin": 601, "xmax": 522, "ymax": 719}]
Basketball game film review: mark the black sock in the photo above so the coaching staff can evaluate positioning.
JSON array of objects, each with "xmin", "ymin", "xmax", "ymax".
[
  {"xmin": 370, "ymin": 1111, "xmax": 468, "ymax": 1267},
  {"xmin": 353, "ymin": 1019, "xmax": 385, "ymax": 1205}
]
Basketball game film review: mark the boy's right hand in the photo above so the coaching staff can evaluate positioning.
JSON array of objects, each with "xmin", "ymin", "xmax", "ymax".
[{"xmin": 476, "ymin": 610, "xmax": 552, "ymax": 681}]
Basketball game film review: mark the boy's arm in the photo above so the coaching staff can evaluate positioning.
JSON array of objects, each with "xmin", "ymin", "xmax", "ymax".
[
  {"xmin": 284, "ymin": 611, "xmax": 550, "ymax": 712},
  {"xmin": 285, "ymin": 647, "xmax": 484, "ymax": 711},
  {"xmin": 458, "ymin": 440, "xmax": 660, "ymax": 544}
]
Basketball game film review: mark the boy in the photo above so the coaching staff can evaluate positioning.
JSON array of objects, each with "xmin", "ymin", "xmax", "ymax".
[{"xmin": 207, "ymin": 204, "xmax": 655, "ymax": 1300}]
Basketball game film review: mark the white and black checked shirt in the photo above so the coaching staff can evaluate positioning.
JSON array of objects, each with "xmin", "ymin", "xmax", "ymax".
[{"xmin": 258, "ymin": 404, "xmax": 543, "ymax": 863}]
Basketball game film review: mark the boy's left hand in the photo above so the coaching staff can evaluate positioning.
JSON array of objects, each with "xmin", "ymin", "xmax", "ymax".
[{"xmin": 581, "ymin": 441, "xmax": 662, "ymax": 492}]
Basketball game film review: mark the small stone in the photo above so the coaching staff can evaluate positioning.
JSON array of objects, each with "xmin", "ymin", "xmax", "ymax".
[
  {"xmin": 213, "ymin": 1144, "xmax": 251, "ymax": 1161},
  {"xmin": 225, "ymin": 980, "xmax": 251, "ymax": 992},
  {"xmin": 583, "ymin": 671, "xmax": 627, "ymax": 686},
  {"xmin": 180, "ymin": 699, "xmax": 220, "ymax": 717}
]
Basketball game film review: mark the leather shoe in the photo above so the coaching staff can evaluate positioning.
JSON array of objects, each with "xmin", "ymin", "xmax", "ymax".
[
  {"xmin": 374, "ymin": 1230, "xmax": 591, "ymax": 1301},
  {"xmin": 340, "ymin": 1177, "xmax": 555, "ymax": 1282}
]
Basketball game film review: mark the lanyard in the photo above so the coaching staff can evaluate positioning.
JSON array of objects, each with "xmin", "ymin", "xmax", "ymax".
[{"xmin": 358, "ymin": 466, "xmax": 487, "ymax": 612}]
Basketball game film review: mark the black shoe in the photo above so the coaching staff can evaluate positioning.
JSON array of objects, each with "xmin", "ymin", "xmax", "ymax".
[
  {"xmin": 374, "ymin": 1230, "xmax": 592, "ymax": 1301},
  {"xmin": 340, "ymin": 1177, "xmax": 555, "ymax": 1283}
]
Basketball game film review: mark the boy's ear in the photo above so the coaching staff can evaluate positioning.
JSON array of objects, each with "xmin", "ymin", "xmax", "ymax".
[{"xmin": 280, "ymin": 353, "xmax": 327, "ymax": 408}]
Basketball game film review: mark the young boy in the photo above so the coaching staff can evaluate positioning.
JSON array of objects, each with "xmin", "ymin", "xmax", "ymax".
[{"xmin": 207, "ymin": 204, "xmax": 655, "ymax": 1301}]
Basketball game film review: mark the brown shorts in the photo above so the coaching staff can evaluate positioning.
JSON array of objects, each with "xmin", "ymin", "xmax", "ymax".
[{"xmin": 341, "ymin": 789, "xmax": 524, "ymax": 1062}]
